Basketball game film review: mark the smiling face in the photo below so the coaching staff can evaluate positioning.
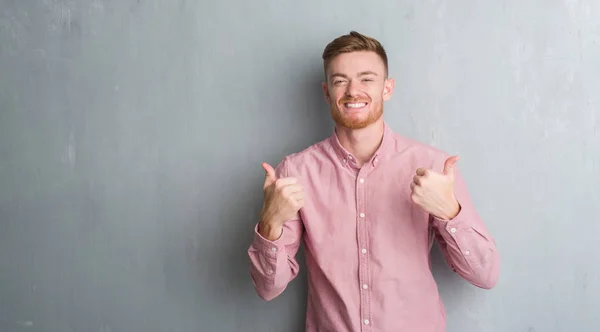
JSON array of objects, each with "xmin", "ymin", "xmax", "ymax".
[{"xmin": 322, "ymin": 51, "xmax": 394, "ymax": 129}]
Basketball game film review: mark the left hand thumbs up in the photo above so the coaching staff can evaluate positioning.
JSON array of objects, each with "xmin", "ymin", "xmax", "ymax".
[
  {"xmin": 442, "ymin": 155, "xmax": 460, "ymax": 179},
  {"xmin": 410, "ymin": 156, "xmax": 461, "ymax": 220}
]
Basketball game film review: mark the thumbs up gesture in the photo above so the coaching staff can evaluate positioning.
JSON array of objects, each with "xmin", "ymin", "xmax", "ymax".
[
  {"xmin": 410, "ymin": 156, "xmax": 461, "ymax": 221},
  {"xmin": 259, "ymin": 162, "xmax": 305, "ymax": 240}
]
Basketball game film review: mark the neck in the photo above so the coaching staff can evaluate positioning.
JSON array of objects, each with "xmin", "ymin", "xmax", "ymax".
[{"xmin": 335, "ymin": 119, "xmax": 385, "ymax": 166}]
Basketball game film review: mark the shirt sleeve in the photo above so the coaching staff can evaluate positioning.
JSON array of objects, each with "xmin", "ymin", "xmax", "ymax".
[
  {"xmin": 247, "ymin": 157, "xmax": 304, "ymax": 301},
  {"xmin": 431, "ymin": 166, "xmax": 500, "ymax": 289}
]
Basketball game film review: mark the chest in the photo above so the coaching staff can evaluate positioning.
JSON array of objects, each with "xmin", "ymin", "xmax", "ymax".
[{"xmin": 298, "ymin": 165, "xmax": 431, "ymax": 247}]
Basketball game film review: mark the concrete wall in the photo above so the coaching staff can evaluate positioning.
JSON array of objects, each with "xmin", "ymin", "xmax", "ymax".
[{"xmin": 1, "ymin": 0, "xmax": 598, "ymax": 331}]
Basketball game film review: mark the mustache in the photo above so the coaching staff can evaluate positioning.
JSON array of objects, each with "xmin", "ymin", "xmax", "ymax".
[{"xmin": 339, "ymin": 98, "xmax": 371, "ymax": 104}]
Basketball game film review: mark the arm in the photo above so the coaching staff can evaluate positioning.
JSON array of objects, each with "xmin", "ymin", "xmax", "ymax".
[
  {"xmin": 247, "ymin": 157, "xmax": 304, "ymax": 301},
  {"xmin": 431, "ymin": 167, "xmax": 500, "ymax": 289},
  {"xmin": 248, "ymin": 218, "xmax": 303, "ymax": 301}
]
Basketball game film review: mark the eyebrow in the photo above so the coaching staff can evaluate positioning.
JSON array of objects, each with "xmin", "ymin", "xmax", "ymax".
[
  {"xmin": 358, "ymin": 71, "xmax": 378, "ymax": 76},
  {"xmin": 330, "ymin": 73, "xmax": 349, "ymax": 81}
]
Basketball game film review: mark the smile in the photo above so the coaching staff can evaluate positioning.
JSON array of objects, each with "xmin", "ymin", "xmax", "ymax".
[{"xmin": 344, "ymin": 102, "xmax": 368, "ymax": 109}]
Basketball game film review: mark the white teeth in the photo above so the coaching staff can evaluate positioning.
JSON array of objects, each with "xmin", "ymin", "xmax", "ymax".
[{"xmin": 345, "ymin": 102, "xmax": 366, "ymax": 108}]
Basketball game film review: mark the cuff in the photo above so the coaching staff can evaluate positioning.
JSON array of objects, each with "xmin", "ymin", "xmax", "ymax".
[
  {"xmin": 252, "ymin": 223, "xmax": 283, "ymax": 259},
  {"xmin": 432, "ymin": 202, "xmax": 490, "ymax": 242},
  {"xmin": 432, "ymin": 202, "xmax": 470, "ymax": 234}
]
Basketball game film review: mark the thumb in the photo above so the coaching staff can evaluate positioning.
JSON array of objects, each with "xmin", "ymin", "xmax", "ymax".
[
  {"xmin": 442, "ymin": 156, "xmax": 460, "ymax": 177},
  {"xmin": 262, "ymin": 162, "xmax": 277, "ymax": 188}
]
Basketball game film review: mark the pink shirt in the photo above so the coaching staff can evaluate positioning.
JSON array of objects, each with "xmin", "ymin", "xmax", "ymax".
[{"xmin": 248, "ymin": 123, "xmax": 500, "ymax": 332}]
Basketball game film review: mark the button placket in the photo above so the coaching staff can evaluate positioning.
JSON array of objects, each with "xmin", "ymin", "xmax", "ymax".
[{"xmin": 355, "ymin": 167, "xmax": 371, "ymax": 331}]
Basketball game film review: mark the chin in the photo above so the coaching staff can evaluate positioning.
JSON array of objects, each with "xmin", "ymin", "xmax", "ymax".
[
  {"xmin": 335, "ymin": 115, "xmax": 372, "ymax": 129},
  {"xmin": 330, "ymin": 102, "xmax": 382, "ymax": 129}
]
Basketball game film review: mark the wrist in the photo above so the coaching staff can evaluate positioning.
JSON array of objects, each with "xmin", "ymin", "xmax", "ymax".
[
  {"xmin": 258, "ymin": 220, "xmax": 283, "ymax": 241},
  {"xmin": 442, "ymin": 199, "xmax": 461, "ymax": 220}
]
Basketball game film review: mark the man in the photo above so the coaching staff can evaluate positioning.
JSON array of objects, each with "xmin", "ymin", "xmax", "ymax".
[{"xmin": 248, "ymin": 31, "xmax": 500, "ymax": 332}]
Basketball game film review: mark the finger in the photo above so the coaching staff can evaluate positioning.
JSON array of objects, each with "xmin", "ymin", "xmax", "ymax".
[
  {"xmin": 262, "ymin": 162, "xmax": 277, "ymax": 188},
  {"xmin": 411, "ymin": 184, "xmax": 422, "ymax": 196},
  {"xmin": 410, "ymin": 182, "xmax": 416, "ymax": 191},
  {"xmin": 410, "ymin": 192, "xmax": 418, "ymax": 204},
  {"xmin": 442, "ymin": 156, "xmax": 460, "ymax": 176},
  {"xmin": 291, "ymin": 191, "xmax": 305, "ymax": 200},
  {"xmin": 275, "ymin": 177, "xmax": 299, "ymax": 188},
  {"xmin": 413, "ymin": 175, "xmax": 422, "ymax": 185},
  {"xmin": 416, "ymin": 168, "xmax": 428, "ymax": 176},
  {"xmin": 282, "ymin": 184, "xmax": 303, "ymax": 196}
]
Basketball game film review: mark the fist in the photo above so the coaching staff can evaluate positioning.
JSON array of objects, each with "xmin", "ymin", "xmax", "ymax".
[
  {"xmin": 410, "ymin": 156, "xmax": 460, "ymax": 220},
  {"xmin": 259, "ymin": 162, "xmax": 305, "ymax": 232}
]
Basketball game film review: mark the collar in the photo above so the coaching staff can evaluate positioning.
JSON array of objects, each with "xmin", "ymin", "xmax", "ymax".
[{"xmin": 329, "ymin": 121, "xmax": 394, "ymax": 169}]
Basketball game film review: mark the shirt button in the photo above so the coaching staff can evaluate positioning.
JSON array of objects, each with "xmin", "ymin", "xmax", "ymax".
[
  {"xmin": 359, "ymin": 213, "xmax": 365, "ymax": 218},
  {"xmin": 364, "ymin": 319, "xmax": 370, "ymax": 325},
  {"xmin": 342, "ymin": 158, "xmax": 347, "ymax": 163},
  {"xmin": 465, "ymin": 250, "xmax": 470, "ymax": 255},
  {"xmin": 362, "ymin": 284, "xmax": 368, "ymax": 289},
  {"xmin": 267, "ymin": 270, "xmax": 273, "ymax": 274},
  {"xmin": 359, "ymin": 178, "xmax": 365, "ymax": 183},
  {"xmin": 450, "ymin": 228, "xmax": 457, "ymax": 233},
  {"xmin": 271, "ymin": 247, "xmax": 277, "ymax": 252},
  {"xmin": 361, "ymin": 248, "xmax": 367, "ymax": 254}
]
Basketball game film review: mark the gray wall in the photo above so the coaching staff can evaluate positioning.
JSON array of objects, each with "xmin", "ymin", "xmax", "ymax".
[{"xmin": 1, "ymin": 1, "xmax": 598, "ymax": 331}]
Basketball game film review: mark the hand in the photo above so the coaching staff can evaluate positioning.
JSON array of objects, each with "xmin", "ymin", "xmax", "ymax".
[
  {"xmin": 410, "ymin": 156, "xmax": 461, "ymax": 221},
  {"xmin": 259, "ymin": 162, "xmax": 305, "ymax": 240}
]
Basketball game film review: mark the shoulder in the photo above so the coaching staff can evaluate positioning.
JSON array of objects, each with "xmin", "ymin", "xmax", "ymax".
[
  {"xmin": 275, "ymin": 137, "xmax": 333, "ymax": 177},
  {"xmin": 389, "ymin": 132, "xmax": 452, "ymax": 170}
]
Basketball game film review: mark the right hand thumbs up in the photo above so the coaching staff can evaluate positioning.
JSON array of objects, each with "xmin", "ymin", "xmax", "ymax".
[
  {"xmin": 262, "ymin": 162, "xmax": 277, "ymax": 189},
  {"xmin": 260, "ymin": 162, "xmax": 305, "ymax": 232}
]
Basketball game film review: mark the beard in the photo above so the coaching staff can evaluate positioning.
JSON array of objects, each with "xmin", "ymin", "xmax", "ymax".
[{"xmin": 330, "ymin": 97, "xmax": 383, "ymax": 129}]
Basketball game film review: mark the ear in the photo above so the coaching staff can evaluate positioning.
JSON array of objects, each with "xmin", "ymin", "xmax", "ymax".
[
  {"xmin": 322, "ymin": 81, "xmax": 331, "ymax": 104},
  {"xmin": 382, "ymin": 77, "xmax": 395, "ymax": 101}
]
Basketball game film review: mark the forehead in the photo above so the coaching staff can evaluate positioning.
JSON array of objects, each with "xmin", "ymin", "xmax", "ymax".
[{"xmin": 327, "ymin": 51, "xmax": 386, "ymax": 77}]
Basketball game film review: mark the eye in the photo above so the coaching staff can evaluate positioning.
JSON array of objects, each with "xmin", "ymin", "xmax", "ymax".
[
  {"xmin": 334, "ymin": 80, "xmax": 347, "ymax": 85},
  {"xmin": 362, "ymin": 78, "xmax": 374, "ymax": 82}
]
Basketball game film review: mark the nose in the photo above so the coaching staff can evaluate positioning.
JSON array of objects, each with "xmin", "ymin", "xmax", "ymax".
[{"xmin": 345, "ymin": 80, "xmax": 360, "ymax": 98}]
